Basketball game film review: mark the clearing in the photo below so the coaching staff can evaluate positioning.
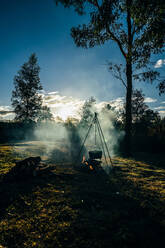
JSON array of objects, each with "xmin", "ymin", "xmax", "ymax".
[{"xmin": 0, "ymin": 142, "xmax": 165, "ymax": 248}]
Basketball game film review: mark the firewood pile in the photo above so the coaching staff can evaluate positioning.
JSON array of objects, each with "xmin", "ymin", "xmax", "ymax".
[{"xmin": 3, "ymin": 156, "xmax": 54, "ymax": 182}]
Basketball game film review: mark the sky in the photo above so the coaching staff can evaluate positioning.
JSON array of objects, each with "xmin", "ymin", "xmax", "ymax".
[{"xmin": 0, "ymin": 0, "xmax": 165, "ymax": 120}]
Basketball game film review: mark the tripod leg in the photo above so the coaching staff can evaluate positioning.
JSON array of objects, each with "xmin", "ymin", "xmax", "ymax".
[
  {"xmin": 97, "ymin": 118, "xmax": 113, "ymax": 168},
  {"xmin": 75, "ymin": 116, "xmax": 95, "ymax": 165},
  {"xmin": 96, "ymin": 119, "xmax": 109, "ymax": 167}
]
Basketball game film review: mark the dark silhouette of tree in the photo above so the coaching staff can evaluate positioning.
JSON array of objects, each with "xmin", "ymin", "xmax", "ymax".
[
  {"xmin": 79, "ymin": 96, "xmax": 96, "ymax": 128},
  {"xmin": 38, "ymin": 106, "xmax": 53, "ymax": 122},
  {"xmin": 122, "ymin": 89, "xmax": 148, "ymax": 123},
  {"xmin": 158, "ymin": 81, "xmax": 165, "ymax": 95},
  {"xmin": 122, "ymin": 89, "xmax": 160, "ymax": 123},
  {"xmin": 140, "ymin": 109, "xmax": 160, "ymax": 126},
  {"xmin": 11, "ymin": 54, "xmax": 52, "ymax": 122},
  {"xmin": 55, "ymin": 0, "xmax": 165, "ymax": 156}
]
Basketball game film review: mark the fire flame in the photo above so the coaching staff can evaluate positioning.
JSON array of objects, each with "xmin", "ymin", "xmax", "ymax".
[
  {"xmin": 82, "ymin": 155, "xmax": 94, "ymax": 170},
  {"xmin": 82, "ymin": 155, "xmax": 86, "ymax": 163}
]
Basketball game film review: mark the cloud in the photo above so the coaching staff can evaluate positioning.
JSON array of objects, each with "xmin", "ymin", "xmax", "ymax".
[
  {"xmin": 161, "ymin": 101, "xmax": 165, "ymax": 104},
  {"xmin": 0, "ymin": 106, "xmax": 14, "ymax": 120},
  {"xmin": 158, "ymin": 110, "xmax": 165, "ymax": 117},
  {"xmin": 0, "ymin": 92, "xmax": 161, "ymax": 121},
  {"xmin": 154, "ymin": 59, "xmax": 165, "ymax": 68},
  {"xmin": 42, "ymin": 92, "xmax": 85, "ymax": 121},
  {"xmin": 109, "ymin": 97, "xmax": 124, "ymax": 110},
  {"xmin": 0, "ymin": 106, "xmax": 12, "ymax": 112},
  {"xmin": 154, "ymin": 106, "xmax": 165, "ymax": 110},
  {"xmin": 144, "ymin": 97, "xmax": 157, "ymax": 103},
  {"xmin": 0, "ymin": 110, "xmax": 13, "ymax": 115}
]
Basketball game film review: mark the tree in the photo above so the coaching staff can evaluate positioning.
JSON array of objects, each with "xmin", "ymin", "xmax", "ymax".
[
  {"xmin": 122, "ymin": 89, "xmax": 161, "ymax": 136},
  {"xmin": 38, "ymin": 105, "xmax": 53, "ymax": 122},
  {"xmin": 55, "ymin": 0, "xmax": 165, "ymax": 156},
  {"xmin": 140, "ymin": 108, "xmax": 160, "ymax": 126},
  {"xmin": 122, "ymin": 89, "xmax": 160, "ymax": 123},
  {"xmin": 158, "ymin": 80, "xmax": 165, "ymax": 95},
  {"xmin": 122, "ymin": 89, "xmax": 148, "ymax": 123},
  {"xmin": 79, "ymin": 96, "xmax": 96, "ymax": 128},
  {"xmin": 11, "ymin": 54, "xmax": 52, "ymax": 122}
]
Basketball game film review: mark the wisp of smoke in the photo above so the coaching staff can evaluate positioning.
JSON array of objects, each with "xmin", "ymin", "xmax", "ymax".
[
  {"xmin": 33, "ymin": 99, "xmax": 124, "ymax": 168},
  {"xmin": 34, "ymin": 121, "xmax": 82, "ymax": 164}
]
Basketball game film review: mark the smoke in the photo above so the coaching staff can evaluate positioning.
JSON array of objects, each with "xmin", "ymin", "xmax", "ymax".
[
  {"xmin": 29, "ymin": 93, "xmax": 125, "ymax": 166},
  {"xmin": 98, "ymin": 108, "xmax": 124, "ymax": 156},
  {"xmin": 33, "ymin": 122, "xmax": 72, "ymax": 163},
  {"xmin": 33, "ymin": 119, "xmax": 85, "ymax": 165},
  {"xmin": 76, "ymin": 102, "xmax": 124, "ymax": 164}
]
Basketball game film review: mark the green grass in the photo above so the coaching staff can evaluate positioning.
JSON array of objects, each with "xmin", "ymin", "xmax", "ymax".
[
  {"xmin": 0, "ymin": 145, "xmax": 16, "ymax": 175},
  {"xmin": 0, "ymin": 144, "xmax": 165, "ymax": 248}
]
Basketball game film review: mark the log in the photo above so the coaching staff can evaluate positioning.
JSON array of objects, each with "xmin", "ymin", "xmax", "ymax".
[{"xmin": 5, "ymin": 157, "xmax": 42, "ymax": 181}]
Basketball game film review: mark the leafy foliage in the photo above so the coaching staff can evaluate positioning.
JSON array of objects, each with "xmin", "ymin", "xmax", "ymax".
[
  {"xmin": 122, "ymin": 89, "xmax": 160, "ymax": 124},
  {"xmin": 157, "ymin": 79, "xmax": 165, "ymax": 95},
  {"xmin": 11, "ymin": 54, "xmax": 52, "ymax": 123},
  {"xmin": 55, "ymin": 0, "xmax": 165, "ymax": 155},
  {"xmin": 79, "ymin": 96, "xmax": 96, "ymax": 128},
  {"xmin": 38, "ymin": 106, "xmax": 53, "ymax": 122}
]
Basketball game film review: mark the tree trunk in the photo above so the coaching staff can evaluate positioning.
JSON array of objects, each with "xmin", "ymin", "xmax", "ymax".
[
  {"xmin": 125, "ymin": 61, "xmax": 132, "ymax": 156},
  {"xmin": 125, "ymin": 0, "xmax": 133, "ymax": 157}
]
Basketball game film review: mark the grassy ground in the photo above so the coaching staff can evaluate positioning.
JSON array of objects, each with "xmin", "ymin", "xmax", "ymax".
[{"xmin": 0, "ymin": 143, "xmax": 165, "ymax": 248}]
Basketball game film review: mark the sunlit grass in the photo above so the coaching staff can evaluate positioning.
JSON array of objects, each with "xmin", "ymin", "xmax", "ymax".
[
  {"xmin": 112, "ymin": 156, "xmax": 165, "ymax": 226},
  {"xmin": 0, "ymin": 145, "xmax": 15, "ymax": 174},
  {"xmin": 113, "ymin": 157, "xmax": 165, "ymax": 199}
]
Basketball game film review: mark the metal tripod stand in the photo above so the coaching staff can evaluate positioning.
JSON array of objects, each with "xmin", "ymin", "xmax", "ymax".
[{"xmin": 76, "ymin": 112, "xmax": 113, "ymax": 169}]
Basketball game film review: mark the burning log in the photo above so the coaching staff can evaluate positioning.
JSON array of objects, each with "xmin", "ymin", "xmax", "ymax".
[{"xmin": 81, "ymin": 156, "xmax": 102, "ymax": 172}]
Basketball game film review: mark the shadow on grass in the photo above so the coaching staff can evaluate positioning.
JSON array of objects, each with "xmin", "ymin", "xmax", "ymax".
[
  {"xmin": 0, "ymin": 162, "xmax": 165, "ymax": 248},
  {"xmin": 132, "ymin": 152, "xmax": 165, "ymax": 169},
  {"xmin": 48, "ymin": 148, "xmax": 71, "ymax": 164},
  {"xmin": 0, "ymin": 169, "xmax": 56, "ymax": 217}
]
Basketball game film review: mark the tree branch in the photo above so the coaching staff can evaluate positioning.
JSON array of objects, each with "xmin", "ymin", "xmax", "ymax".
[
  {"xmin": 92, "ymin": 0, "xmax": 127, "ymax": 59},
  {"xmin": 106, "ymin": 25, "xmax": 127, "ymax": 58}
]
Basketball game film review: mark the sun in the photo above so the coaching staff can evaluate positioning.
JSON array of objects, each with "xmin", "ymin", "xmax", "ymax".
[
  {"xmin": 56, "ymin": 105, "xmax": 78, "ymax": 121},
  {"xmin": 43, "ymin": 92, "xmax": 84, "ymax": 122}
]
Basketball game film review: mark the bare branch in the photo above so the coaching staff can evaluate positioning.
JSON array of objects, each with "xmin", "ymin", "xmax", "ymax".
[
  {"xmin": 109, "ymin": 63, "xmax": 127, "ymax": 89},
  {"xmin": 106, "ymin": 25, "xmax": 127, "ymax": 58}
]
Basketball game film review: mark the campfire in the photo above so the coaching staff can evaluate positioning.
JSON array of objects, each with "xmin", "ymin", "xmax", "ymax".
[
  {"xmin": 77, "ymin": 113, "xmax": 113, "ymax": 172},
  {"xmin": 81, "ymin": 150, "xmax": 102, "ymax": 172}
]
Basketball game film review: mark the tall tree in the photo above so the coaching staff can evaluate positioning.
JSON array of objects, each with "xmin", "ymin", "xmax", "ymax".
[
  {"xmin": 11, "ymin": 54, "xmax": 50, "ymax": 122},
  {"xmin": 55, "ymin": 0, "xmax": 165, "ymax": 156}
]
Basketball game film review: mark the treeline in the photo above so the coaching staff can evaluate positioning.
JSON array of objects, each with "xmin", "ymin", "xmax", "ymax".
[
  {"xmin": 0, "ymin": 113, "xmax": 164, "ymax": 154},
  {"xmin": 122, "ymin": 118, "xmax": 165, "ymax": 154},
  {"xmin": 0, "ymin": 122, "xmax": 36, "ymax": 143},
  {"xmin": 78, "ymin": 94, "xmax": 165, "ymax": 155}
]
